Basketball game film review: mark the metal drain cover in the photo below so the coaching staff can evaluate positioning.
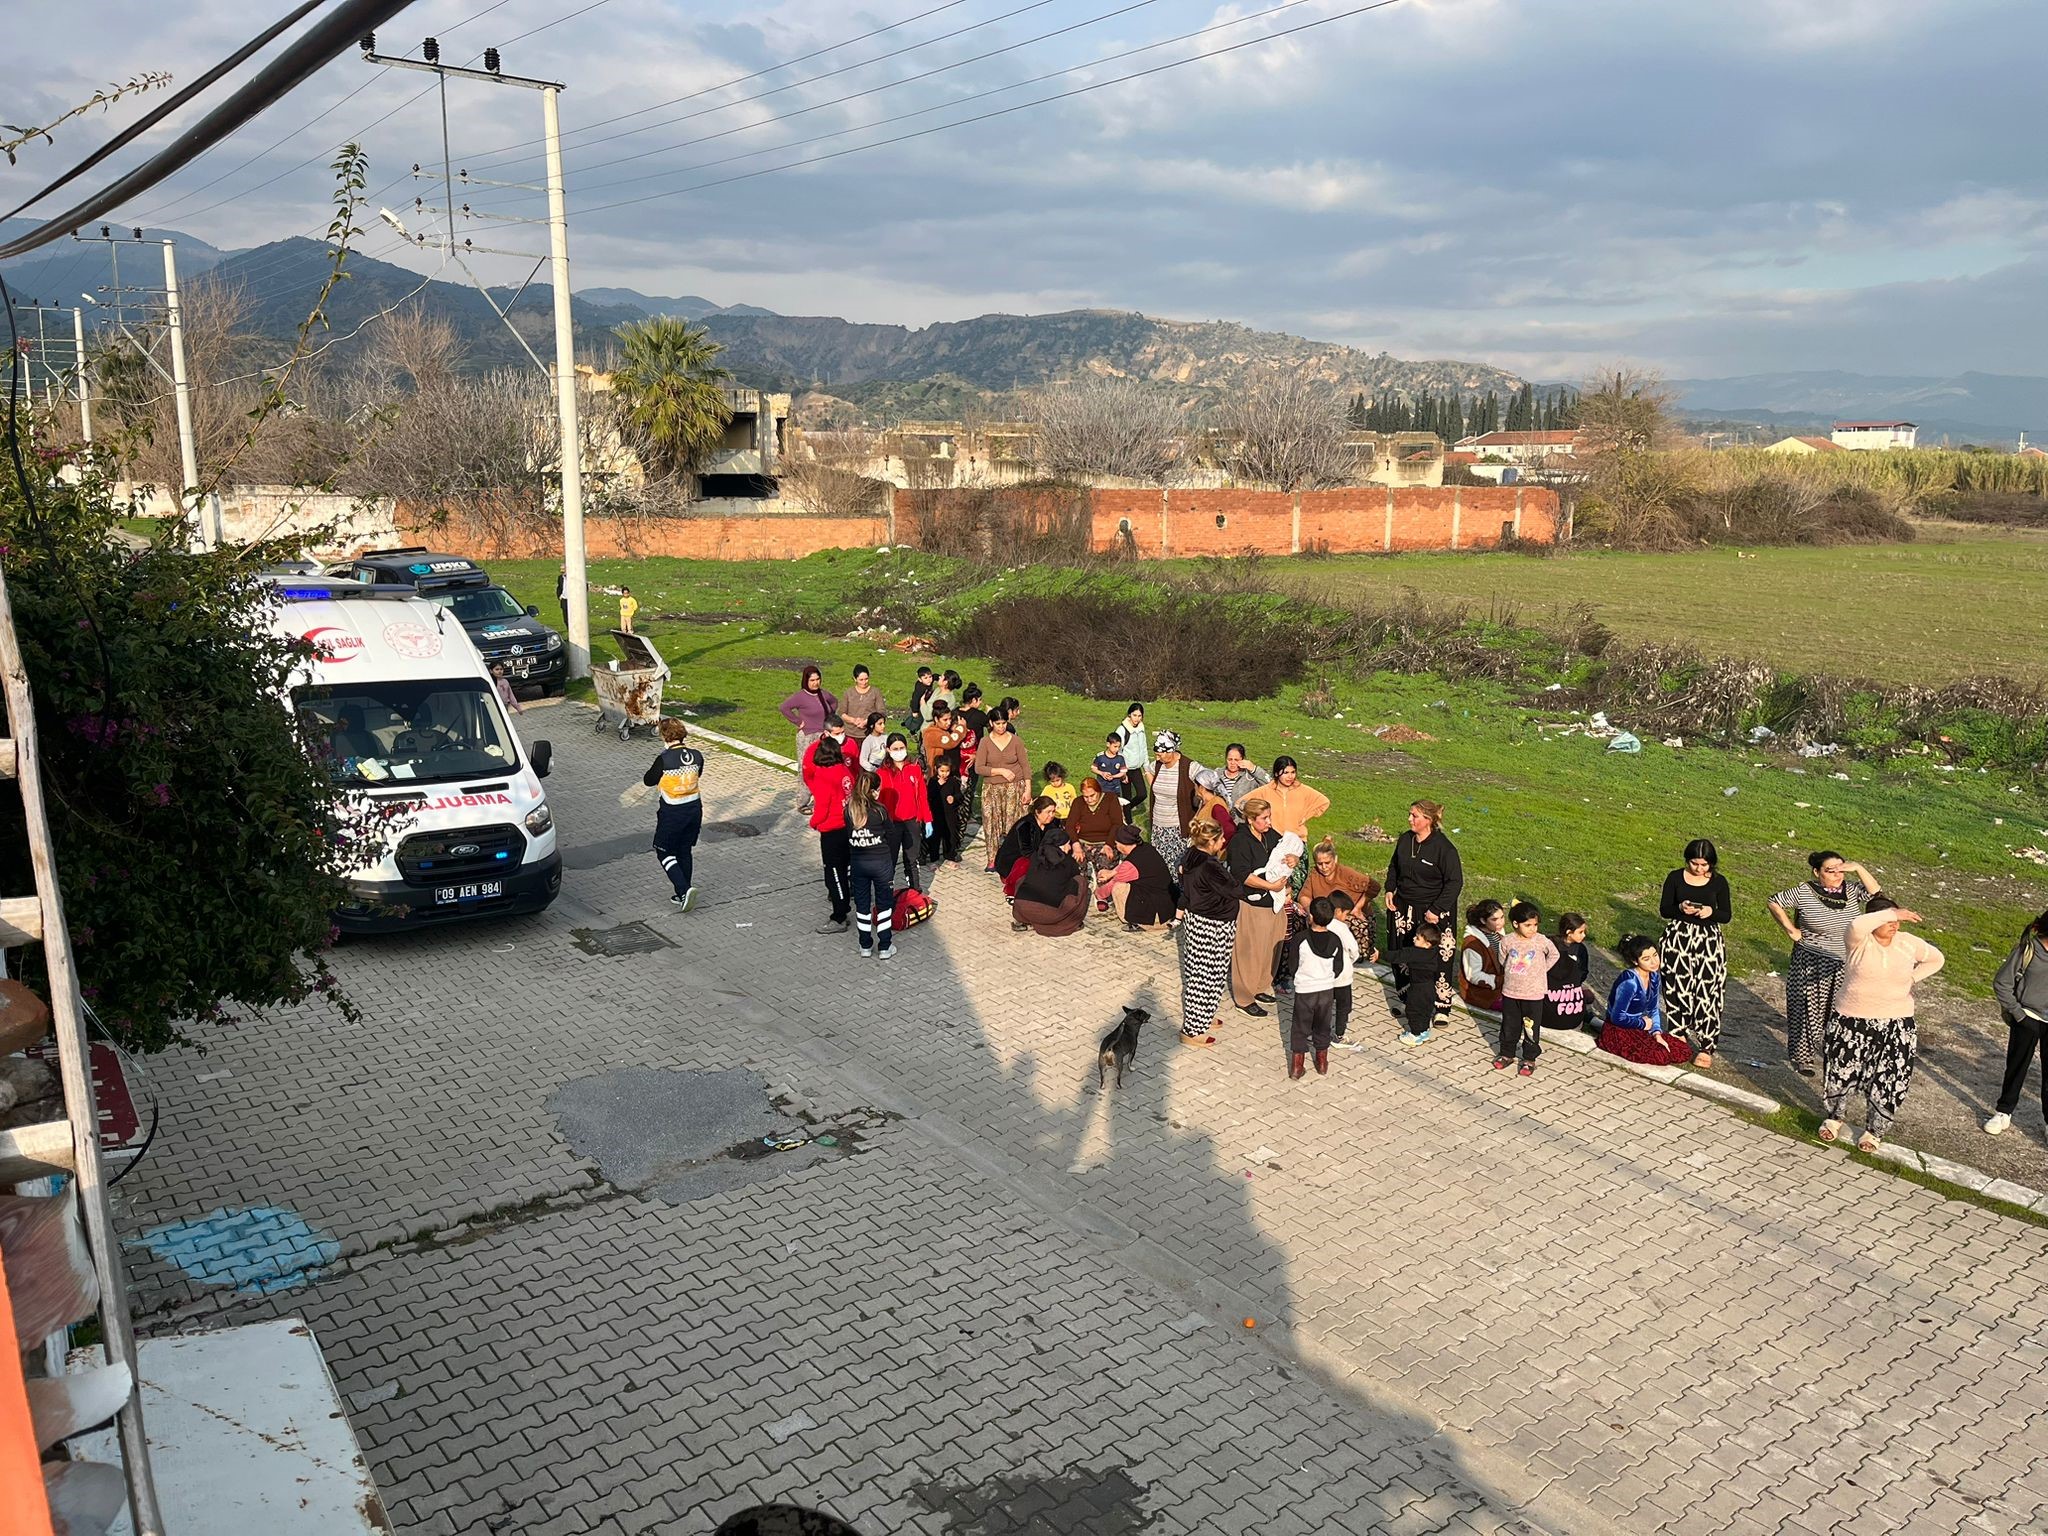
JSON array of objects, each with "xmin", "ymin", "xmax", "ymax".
[{"xmin": 570, "ymin": 921, "xmax": 678, "ymax": 957}]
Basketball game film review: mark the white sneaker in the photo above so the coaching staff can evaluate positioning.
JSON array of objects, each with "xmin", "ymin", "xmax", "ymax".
[
  {"xmin": 1984, "ymin": 1112, "xmax": 2012, "ymax": 1135},
  {"xmin": 877, "ymin": 945, "xmax": 896, "ymax": 961}
]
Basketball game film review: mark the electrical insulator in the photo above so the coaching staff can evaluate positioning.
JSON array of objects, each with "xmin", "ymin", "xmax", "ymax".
[
  {"xmin": 132, "ymin": 228, "xmax": 143, "ymax": 241},
  {"xmin": 484, "ymin": 48, "xmax": 501, "ymax": 73},
  {"xmin": 359, "ymin": 32, "xmax": 375, "ymax": 52},
  {"xmin": 422, "ymin": 36, "xmax": 439, "ymax": 62},
  {"xmin": 99, "ymin": 225, "xmax": 110, "ymax": 238}
]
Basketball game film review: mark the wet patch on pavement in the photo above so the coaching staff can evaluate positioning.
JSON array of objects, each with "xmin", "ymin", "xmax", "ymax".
[
  {"xmin": 906, "ymin": 1465, "xmax": 1159, "ymax": 1534},
  {"xmin": 569, "ymin": 921, "xmax": 678, "ymax": 957},
  {"xmin": 549, "ymin": 1067, "xmax": 862, "ymax": 1204}
]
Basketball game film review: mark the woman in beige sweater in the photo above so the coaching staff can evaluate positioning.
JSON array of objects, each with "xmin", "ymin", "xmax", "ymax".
[
  {"xmin": 1819, "ymin": 895, "xmax": 1944, "ymax": 1152},
  {"xmin": 974, "ymin": 712, "xmax": 1032, "ymax": 872}
]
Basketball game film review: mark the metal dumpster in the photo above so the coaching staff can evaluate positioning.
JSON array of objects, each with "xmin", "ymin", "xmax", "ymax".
[{"xmin": 591, "ymin": 630, "xmax": 671, "ymax": 740}]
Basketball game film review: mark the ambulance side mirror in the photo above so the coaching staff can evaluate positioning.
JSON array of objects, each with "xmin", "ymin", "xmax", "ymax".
[
  {"xmin": 526, "ymin": 604, "xmax": 539, "ymax": 617},
  {"xmin": 531, "ymin": 740, "xmax": 553, "ymax": 779}
]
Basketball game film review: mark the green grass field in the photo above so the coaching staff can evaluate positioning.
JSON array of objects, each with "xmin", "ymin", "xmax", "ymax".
[
  {"xmin": 1256, "ymin": 532, "xmax": 2048, "ymax": 687},
  {"xmin": 485, "ymin": 549, "xmax": 2048, "ymax": 1000}
]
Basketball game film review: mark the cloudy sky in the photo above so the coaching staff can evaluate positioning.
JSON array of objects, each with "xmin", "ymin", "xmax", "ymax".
[{"xmin": 6, "ymin": 0, "xmax": 2044, "ymax": 380}]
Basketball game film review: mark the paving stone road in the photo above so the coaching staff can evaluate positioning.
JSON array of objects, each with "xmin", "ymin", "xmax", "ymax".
[{"xmin": 114, "ymin": 707, "xmax": 2048, "ymax": 1536}]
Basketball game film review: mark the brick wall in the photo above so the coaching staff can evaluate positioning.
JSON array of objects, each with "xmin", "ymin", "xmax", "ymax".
[{"xmin": 402, "ymin": 484, "xmax": 1558, "ymax": 563}]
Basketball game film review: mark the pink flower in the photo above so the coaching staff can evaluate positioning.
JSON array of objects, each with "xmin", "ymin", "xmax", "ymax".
[{"xmin": 151, "ymin": 783, "xmax": 172, "ymax": 806}]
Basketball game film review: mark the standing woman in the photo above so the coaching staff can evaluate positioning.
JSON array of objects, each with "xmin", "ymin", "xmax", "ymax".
[
  {"xmin": 1195, "ymin": 744, "xmax": 1269, "ymax": 812},
  {"xmin": 975, "ymin": 710, "xmax": 1031, "ymax": 873},
  {"xmin": 1226, "ymin": 796, "xmax": 1293, "ymax": 1018},
  {"xmin": 1383, "ymin": 800, "xmax": 1463, "ymax": 1029},
  {"xmin": 1176, "ymin": 820, "xmax": 1239, "ymax": 1048},
  {"xmin": 1986, "ymin": 909, "xmax": 2048, "ymax": 1136},
  {"xmin": 1146, "ymin": 731, "xmax": 1203, "ymax": 878},
  {"xmin": 846, "ymin": 770, "xmax": 899, "ymax": 959},
  {"xmin": 1659, "ymin": 838, "xmax": 1733, "ymax": 1069},
  {"xmin": 1819, "ymin": 896, "xmax": 1943, "ymax": 1152},
  {"xmin": 841, "ymin": 664, "xmax": 887, "ymax": 738},
  {"xmin": 877, "ymin": 732, "xmax": 931, "ymax": 892},
  {"xmin": 643, "ymin": 717, "xmax": 705, "ymax": 911},
  {"xmin": 778, "ymin": 665, "xmax": 838, "ymax": 814},
  {"xmin": 1263, "ymin": 757, "xmax": 1332, "ymax": 845},
  {"xmin": 1768, "ymin": 850, "xmax": 1882, "ymax": 1076}
]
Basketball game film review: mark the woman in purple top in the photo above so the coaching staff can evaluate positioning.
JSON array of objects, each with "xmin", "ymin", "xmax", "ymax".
[{"xmin": 779, "ymin": 665, "xmax": 838, "ymax": 815}]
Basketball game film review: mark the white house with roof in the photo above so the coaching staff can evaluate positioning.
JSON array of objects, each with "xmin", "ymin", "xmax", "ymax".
[
  {"xmin": 1830, "ymin": 421, "xmax": 1918, "ymax": 451},
  {"xmin": 1452, "ymin": 429, "xmax": 1582, "ymax": 465}
]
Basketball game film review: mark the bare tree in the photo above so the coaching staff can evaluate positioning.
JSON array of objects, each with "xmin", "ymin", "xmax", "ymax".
[
  {"xmin": 1031, "ymin": 376, "xmax": 1185, "ymax": 482},
  {"xmin": 780, "ymin": 430, "xmax": 888, "ymax": 517},
  {"xmin": 336, "ymin": 365, "xmax": 551, "ymax": 505},
  {"xmin": 1575, "ymin": 365, "xmax": 1680, "ymax": 456},
  {"xmin": 1215, "ymin": 372, "xmax": 1351, "ymax": 491}
]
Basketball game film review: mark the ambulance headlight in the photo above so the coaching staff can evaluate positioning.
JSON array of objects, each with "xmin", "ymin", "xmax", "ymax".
[{"xmin": 524, "ymin": 803, "xmax": 554, "ymax": 836}]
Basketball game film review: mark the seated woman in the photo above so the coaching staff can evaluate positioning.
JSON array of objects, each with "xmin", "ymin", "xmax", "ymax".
[
  {"xmin": 994, "ymin": 795, "xmax": 1059, "ymax": 899},
  {"xmin": 1297, "ymin": 837, "xmax": 1380, "ymax": 961},
  {"xmin": 1067, "ymin": 775, "xmax": 1127, "ymax": 871},
  {"xmin": 1094, "ymin": 824, "xmax": 1176, "ymax": 930},
  {"xmin": 1194, "ymin": 784, "xmax": 1237, "ymax": 844},
  {"xmin": 1011, "ymin": 826, "xmax": 1088, "ymax": 937},
  {"xmin": 1601, "ymin": 935, "xmax": 1697, "ymax": 1066}
]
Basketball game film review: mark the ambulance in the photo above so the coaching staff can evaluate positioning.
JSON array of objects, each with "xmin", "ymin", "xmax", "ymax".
[{"xmin": 267, "ymin": 577, "xmax": 563, "ymax": 932}]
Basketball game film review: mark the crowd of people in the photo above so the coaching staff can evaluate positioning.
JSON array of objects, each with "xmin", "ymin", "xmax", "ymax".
[{"xmin": 638, "ymin": 659, "xmax": 2048, "ymax": 1151}]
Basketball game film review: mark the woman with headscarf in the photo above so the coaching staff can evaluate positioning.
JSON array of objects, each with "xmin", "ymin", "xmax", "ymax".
[
  {"xmin": 1146, "ymin": 730, "xmax": 1207, "ymax": 879},
  {"xmin": 975, "ymin": 710, "xmax": 1031, "ymax": 873},
  {"xmin": 1226, "ymin": 796, "xmax": 1293, "ymax": 1018},
  {"xmin": 1659, "ymin": 837, "xmax": 1733, "ymax": 1069},
  {"xmin": 778, "ymin": 664, "xmax": 838, "ymax": 815},
  {"xmin": 1819, "ymin": 896, "xmax": 1943, "ymax": 1153},
  {"xmin": 1298, "ymin": 837, "xmax": 1380, "ymax": 961},
  {"xmin": 1011, "ymin": 824, "xmax": 1088, "ymax": 937},
  {"xmin": 994, "ymin": 795, "xmax": 1059, "ymax": 897},
  {"xmin": 1176, "ymin": 820, "xmax": 1239, "ymax": 1048},
  {"xmin": 1095, "ymin": 824, "xmax": 1176, "ymax": 930},
  {"xmin": 1067, "ymin": 774, "xmax": 1127, "ymax": 871},
  {"xmin": 1384, "ymin": 799, "xmax": 1463, "ymax": 1030},
  {"xmin": 1768, "ymin": 850, "xmax": 1883, "ymax": 1076}
]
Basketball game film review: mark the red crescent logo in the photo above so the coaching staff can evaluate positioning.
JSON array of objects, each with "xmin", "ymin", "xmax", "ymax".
[{"xmin": 304, "ymin": 626, "xmax": 363, "ymax": 663}]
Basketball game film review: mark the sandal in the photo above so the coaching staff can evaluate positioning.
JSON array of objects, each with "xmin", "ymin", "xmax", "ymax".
[
  {"xmin": 1857, "ymin": 1132, "xmax": 1882, "ymax": 1154},
  {"xmin": 1492, "ymin": 1057, "xmax": 1511, "ymax": 1071},
  {"xmin": 1517, "ymin": 1062, "xmax": 1535, "ymax": 1077},
  {"xmin": 1692, "ymin": 1051, "xmax": 1714, "ymax": 1070},
  {"xmin": 1179, "ymin": 1032, "xmax": 1216, "ymax": 1049},
  {"xmin": 1818, "ymin": 1119, "xmax": 1844, "ymax": 1144}
]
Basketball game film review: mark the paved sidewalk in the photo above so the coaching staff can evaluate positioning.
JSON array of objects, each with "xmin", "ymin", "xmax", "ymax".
[{"xmin": 113, "ymin": 712, "xmax": 2048, "ymax": 1536}]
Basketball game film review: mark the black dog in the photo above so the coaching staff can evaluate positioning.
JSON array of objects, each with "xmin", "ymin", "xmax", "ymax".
[{"xmin": 1097, "ymin": 1006, "xmax": 1149, "ymax": 1089}]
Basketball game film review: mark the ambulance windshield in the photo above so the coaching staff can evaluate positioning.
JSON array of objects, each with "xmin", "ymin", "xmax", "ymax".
[{"xmin": 295, "ymin": 680, "xmax": 520, "ymax": 786}]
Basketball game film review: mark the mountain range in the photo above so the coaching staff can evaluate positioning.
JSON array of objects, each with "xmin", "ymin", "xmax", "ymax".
[{"xmin": 5, "ymin": 222, "xmax": 2044, "ymax": 438}]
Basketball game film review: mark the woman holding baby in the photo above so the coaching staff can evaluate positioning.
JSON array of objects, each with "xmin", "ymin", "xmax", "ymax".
[{"xmin": 1227, "ymin": 796, "xmax": 1297, "ymax": 1019}]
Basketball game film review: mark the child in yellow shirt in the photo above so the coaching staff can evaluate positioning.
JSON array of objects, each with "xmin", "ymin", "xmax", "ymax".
[{"xmin": 1042, "ymin": 761, "xmax": 1078, "ymax": 818}]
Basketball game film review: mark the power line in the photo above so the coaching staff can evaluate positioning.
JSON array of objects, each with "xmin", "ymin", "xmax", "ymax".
[
  {"xmin": 444, "ymin": 0, "xmax": 1380, "ymax": 219},
  {"xmin": 462, "ymin": 0, "xmax": 976, "ymax": 163},
  {"xmin": 561, "ymin": 0, "xmax": 1408, "ymax": 219},
  {"xmin": 467, "ymin": 0, "xmax": 1068, "ymax": 175}
]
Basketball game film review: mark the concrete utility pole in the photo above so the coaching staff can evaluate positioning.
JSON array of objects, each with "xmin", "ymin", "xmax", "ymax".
[
  {"xmin": 359, "ymin": 36, "xmax": 591, "ymax": 680},
  {"xmin": 161, "ymin": 239, "xmax": 209, "ymax": 546},
  {"xmin": 73, "ymin": 304, "xmax": 92, "ymax": 448},
  {"xmin": 540, "ymin": 84, "xmax": 590, "ymax": 682}
]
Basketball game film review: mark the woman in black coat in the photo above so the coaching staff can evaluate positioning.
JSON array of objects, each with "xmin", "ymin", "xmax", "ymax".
[
  {"xmin": 1383, "ymin": 798, "xmax": 1463, "ymax": 1029},
  {"xmin": 1176, "ymin": 820, "xmax": 1241, "ymax": 1045},
  {"xmin": 1011, "ymin": 826, "xmax": 1088, "ymax": 937},
  {"xmin": 1103, "ymin": 824, "xmax": 1176, "ymax": 930}
]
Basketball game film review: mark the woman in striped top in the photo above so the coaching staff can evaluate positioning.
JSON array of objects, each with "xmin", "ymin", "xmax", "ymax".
[{"xmin": 1767, "ymin": 850, "xmax": 1882, "ymax": 1076}]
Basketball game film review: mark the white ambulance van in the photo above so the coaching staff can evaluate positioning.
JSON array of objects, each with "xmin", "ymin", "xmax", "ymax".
[{"xmin": 265, "ymin": 576, "xmax": 562, "ymax": 932}]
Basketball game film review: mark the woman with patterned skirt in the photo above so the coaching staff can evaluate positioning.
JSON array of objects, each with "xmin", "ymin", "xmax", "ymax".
[
  {"xmin": 1768, "ymin": 851, "xmax": 1882, "ymax": 1075},
  {"xmin": 1819, "ymin": 897, "xmax": 1943, "ymax": 1152},
  {"xmin": 1176, "ymin": 821, "xmax": 1240, "ymax": 1047},
  {"xmin": 1384, "ymin": 799, "xmax": 1462, "ymax": 1030},
  {"xmin": 1658, "ymin": 838, "xmax": 1733, "ymax": 1069}
]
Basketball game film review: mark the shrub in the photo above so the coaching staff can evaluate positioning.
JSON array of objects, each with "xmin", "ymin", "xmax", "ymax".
[
  {"xmin": 946, "ymin": 582, "xmax": 1307, "ymax": 701},
  {"xmin": 900, "ymin": 484, "xmax": 1093, "ymax": 563}
]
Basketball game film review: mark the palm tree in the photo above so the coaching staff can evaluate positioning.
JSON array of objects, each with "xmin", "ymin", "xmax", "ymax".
[{"xmin": 607, "ymin": 317, "xmax": 733, "ymax": 481}]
